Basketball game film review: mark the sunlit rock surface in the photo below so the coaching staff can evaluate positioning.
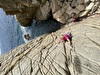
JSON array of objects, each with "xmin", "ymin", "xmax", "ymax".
[{"xmin": 0, "ymin": 14, "xmax": 100, "ymax": 75}]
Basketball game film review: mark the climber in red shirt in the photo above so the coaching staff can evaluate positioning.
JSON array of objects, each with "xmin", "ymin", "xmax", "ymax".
[{"xmin": 68, "ymin": 12, "xmax": 80, "ymax": 23}]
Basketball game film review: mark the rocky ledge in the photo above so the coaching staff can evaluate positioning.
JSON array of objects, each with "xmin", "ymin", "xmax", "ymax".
[
  {"xmin": 0, "ymin": 14, "xmax": 100, "ymax": 75},
  {"xmin": 0, "ymin": 0, "xmax": 100, "ymax": 26}
]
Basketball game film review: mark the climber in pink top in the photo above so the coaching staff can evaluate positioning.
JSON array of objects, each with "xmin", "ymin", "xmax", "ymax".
[
  {"xmin": 58, "ymin": 32, "xmax": 72, "ymax": 48},
  {"xmin": 61, "ymin": 32, "xmax": 71, "ymax": 41}
]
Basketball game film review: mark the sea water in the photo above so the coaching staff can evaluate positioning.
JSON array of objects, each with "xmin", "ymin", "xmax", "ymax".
[
  {"xmin": 0, "ymin": 8, "xmax": 61, "ymax": 55},
  {"xmin": 0, "ymin": 9, "xmax": 24, "ymax": 55}
]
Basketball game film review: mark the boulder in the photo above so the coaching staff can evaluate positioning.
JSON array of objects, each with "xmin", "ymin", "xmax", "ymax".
[
  {"xmin": 71, "ymin": 0, "xmax": 78, "ymax": 8},
  {"xmin": 53, "ymin": 7, "xmax": 68, "ymax": 23},
  {"xmin": 50, "ymin": 0, "xmax": 60, "ymax": 14},
  {"xmin": 79, "ymin": 2, "xmax": 94, "ymax": 17},
  {"xmin": 76, "ymin": 4, "xmax": 85, "ymax": 12},
  {"xmin": 35, "ymin": 1, "xmax": 51, "ymax": 20},
  {"xmin": 16, "ymin": 13, "xmax": 35, "ymax": 27}
]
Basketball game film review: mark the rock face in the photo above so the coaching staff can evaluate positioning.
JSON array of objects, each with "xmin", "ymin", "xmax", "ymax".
[
  {"xmin": 0, "ymin": 0, "xmax": 100, "ymax": 26},
  {"xmin": 0, "ymin": 14, "xmax": 100, "ymax": 75}
]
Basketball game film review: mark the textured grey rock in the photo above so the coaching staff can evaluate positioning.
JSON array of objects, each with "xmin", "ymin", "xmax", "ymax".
[{"xmin": 0, "ymin": 14, "xmax": 100, "ymax": 75}]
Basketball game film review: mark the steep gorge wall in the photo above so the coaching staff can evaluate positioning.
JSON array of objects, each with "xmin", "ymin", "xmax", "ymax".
[
  {"xmin": 0, "ymin": 15, "xmax": 100, "ymax": 75},
  {"xmin": 0, "ymin": 0, "xmax": 100, "ymax": 26}
]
